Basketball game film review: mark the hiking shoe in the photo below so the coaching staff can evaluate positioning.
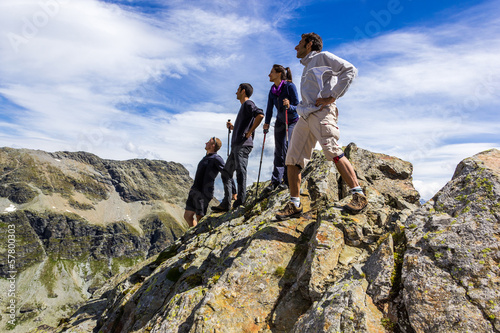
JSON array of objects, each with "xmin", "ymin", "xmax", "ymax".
[
  {"xmin": 276, "ymin": 183, "xmax": 288, "ymax": 192},
  {"xmin": 262, "ymin": 183, "xmax": 278, "ymax": 196},
  {"xmin": 344, "ymin": 192, "xmax": 368, "ymax": 213},
  {"xmin": 276, "ymin": 202, "xmax": 303, "ymax": 221},
  {"xmin": 233, "ymin": 199, "xmax": 244, "ymax": 209},
  {"xmin": 212, "ymin": 202, "xmax": 230, "ymax": 212}
]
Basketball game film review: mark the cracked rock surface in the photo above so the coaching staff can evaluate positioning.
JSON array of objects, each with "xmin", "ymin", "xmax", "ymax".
[{"xmin": 403, "ymin": 148, "xmax": 500, "ymax": 333}]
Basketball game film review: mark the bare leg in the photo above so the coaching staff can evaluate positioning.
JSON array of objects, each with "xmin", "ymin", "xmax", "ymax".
[
  {"xmin": 184, "ymin": 210, "xmax": 197, "ymax": 228},
  {"xmin": 287, "ymin": 165, "xmax": 301, "ymax": 198},
  {"xmin": 335, "ymin": 156, "xmax": 359, "ymax": 189}
]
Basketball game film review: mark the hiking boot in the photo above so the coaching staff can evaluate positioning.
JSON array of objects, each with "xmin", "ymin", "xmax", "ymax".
[
  {"xmin": 261, "ymin": 183, "xmax": 278, "ymax": 196},
  {"xmin": 276, "ymin": 183, "xmax": 288, "ymax": 192},
  {"xmin": 212, "ymin": 202, "xmax": 230, "ymax": 212},
  {"xmin": 276, "ymin": 202, "xmax": 303, "ymax": 221},
  {"xmin": 344, "ymin": 192, "xmax": 368, "ymax": 213},
  {"xmin": 233, "ymin": 199, "xmax": 244, "ymax": 209}
]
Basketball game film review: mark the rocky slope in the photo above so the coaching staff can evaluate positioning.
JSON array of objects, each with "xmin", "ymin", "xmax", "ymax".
[
  {"xmin": 0, "ymin": 148, "xmax": 192, "ymax": 332},
  {"xmin": 11, "ymin": 145, "xmax": 500, "ymax": 333},
  {"xmin": 32, "ymin": 142, "xmax": 426, "ymax": 333}
]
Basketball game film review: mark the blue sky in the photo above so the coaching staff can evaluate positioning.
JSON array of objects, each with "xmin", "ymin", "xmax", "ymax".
[{"xmin": 0, "ymin": 0, "xmax": 499, "ymax": 201}]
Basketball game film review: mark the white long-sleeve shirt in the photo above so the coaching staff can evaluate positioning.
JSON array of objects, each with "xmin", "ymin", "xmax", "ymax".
[{"xmin": 297, "ymin": 50, "xmax": 357, "ymax": 118}]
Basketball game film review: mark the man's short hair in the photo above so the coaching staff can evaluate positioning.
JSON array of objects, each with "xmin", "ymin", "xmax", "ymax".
[
  {"xmin": 239, "ymin": 83, "xmax": 253, "ymax": 98},
  {"xmin": 302, "ymin": 32, "xmax": 323, "ymax": 52},
  {"xmin": 214, "ymin": 137, "xmax": 222, "ymax": 152}
]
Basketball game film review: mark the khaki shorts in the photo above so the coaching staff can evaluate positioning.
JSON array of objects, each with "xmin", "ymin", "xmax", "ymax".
[{"xmin": 285, "ymin": 105, "xmax": 343, "ymax": 169}]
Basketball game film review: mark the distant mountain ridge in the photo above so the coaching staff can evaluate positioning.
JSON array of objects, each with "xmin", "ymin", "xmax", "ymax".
[{"xmin": 0, "ymin": 147, "xmax": 193, "ymax": 331}]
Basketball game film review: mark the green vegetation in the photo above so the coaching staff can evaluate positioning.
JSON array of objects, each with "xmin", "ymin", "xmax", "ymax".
[
  {"xmin": 391, "ymin": 252, "xmax": 402, "ymax": 285},
  {"xmin": 274, "ymin": 266, "xmax": 286, "ymax": 278},
  {"xmin": 210, "ymin": 274, "xmax": 221, "ymax": 284},
  {"xmin": 381, "ymin": 317, "xmax": 395, "ymax": 331},
  {"xmin": 476, "ymin": 177, "xmax": 493, "ymax": 193},
  {"xmin": 390, "ymin": 231, "xmax": 408, "ymax": 298},
  {"xmin": 260, "ymin": 198, "xmax": 269, "ymax": 210},
  {"xmin": 39, "ymin": 257, "xmax": 59, "ymax": 297},
  {"xmin": 5, "ymin": 322, "xmax": 17, "ymax": 330}
]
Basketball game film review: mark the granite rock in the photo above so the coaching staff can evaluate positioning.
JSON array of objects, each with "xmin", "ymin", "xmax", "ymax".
[{"xmin": 402, "ymin": 149, "xmax": 500, "ymax": 332}]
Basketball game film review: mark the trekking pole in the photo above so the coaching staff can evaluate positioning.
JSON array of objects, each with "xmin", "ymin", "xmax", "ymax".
[
  {"xmin": 227, "ymin": 119, "xmax": 238, "ymax": 202},
  {"xmin": 227, "ymin": 119, "xmax": 231, "ymax": 158},
  {"xmin": 255, "ymin": 129, "xmax": 267, "ymax": 201},
  {"xmin": 285, "ymin": 108, "xmax": 289, "ymax": 144}
]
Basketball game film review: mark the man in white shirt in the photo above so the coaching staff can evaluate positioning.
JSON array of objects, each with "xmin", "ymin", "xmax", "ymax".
[{"xmin": 276, "ymin": 32, "xmax": 368, "ymax": 220}]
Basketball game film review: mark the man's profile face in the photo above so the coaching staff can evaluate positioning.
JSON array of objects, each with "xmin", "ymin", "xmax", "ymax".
[
  {"xmin": 205, "ymin": 138, "xmax": 215, "ymax": 151},
  {"xmin": 236, "ymin": 87, "xmax": 243, "ymax": 99},
  {"xmin": 295, "ymin": 37, "xmax": 310, "ymax": 59}
]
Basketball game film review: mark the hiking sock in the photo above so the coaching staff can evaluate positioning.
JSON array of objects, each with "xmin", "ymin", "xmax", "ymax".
[
  {"xmin": 333, "ymin": 153, "xmax": 345, "ymax": 164},
  {"xmin": 350, "ymin": 186, "xmax": 365, "ymax": 196},
  {"xmin": 291, "ymin": 196, "xmax": 301, "ymax": 208}
]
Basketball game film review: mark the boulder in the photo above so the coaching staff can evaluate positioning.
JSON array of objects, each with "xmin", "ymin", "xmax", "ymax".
[
  {"xmin": 402, "ymin": 149, "xmax": 500, "ymax": 332},
  {"xmin": 292, "ymin": 271, "xmax": 385, "ymax": 333}
]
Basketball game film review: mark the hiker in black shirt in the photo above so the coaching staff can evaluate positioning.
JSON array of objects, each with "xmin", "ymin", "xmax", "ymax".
[
  {"xmin": 184, "ymin": 137, "xmax": 225, "ymax": 227},
  {"xmin": 213, "ymin": 83, "xmax": 264, "ymax": 211}
]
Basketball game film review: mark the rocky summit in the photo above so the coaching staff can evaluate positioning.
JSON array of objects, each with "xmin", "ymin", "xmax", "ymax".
[
  {"xmin": 0, "ymin": 148, "xmax": 192, "ymax": 332},
  {"xmin": 3, "ymin": 145, "xmax": 500, "ymax": 333},
  {"xmin": 403, "ymin": 148, "xmax": 500, "ymax": 332}
]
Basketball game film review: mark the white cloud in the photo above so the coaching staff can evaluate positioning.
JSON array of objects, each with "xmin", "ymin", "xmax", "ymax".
[
  {"xmin": 1, "ymin": 0, "xmax": 499, "ymax": 203},
  {"xmin": 0, "ymin": 0, "xmax": 278, "ymax": 160}
]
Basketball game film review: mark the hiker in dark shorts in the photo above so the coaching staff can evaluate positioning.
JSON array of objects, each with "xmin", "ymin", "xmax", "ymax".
[
  {"xmin": 212, "ymin": 83, "xmax": 264, "ymax": 212},
  {"xmin": 184, "ymin": 137, "xmax": 224, "ymax": 227},
  {"xmin": 276, "ymin": 32, "xmax": 368, "ymax": 220},
  {"xmin": 262, "ymin": 64, "xmax": 300, "ymax": 193}
]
